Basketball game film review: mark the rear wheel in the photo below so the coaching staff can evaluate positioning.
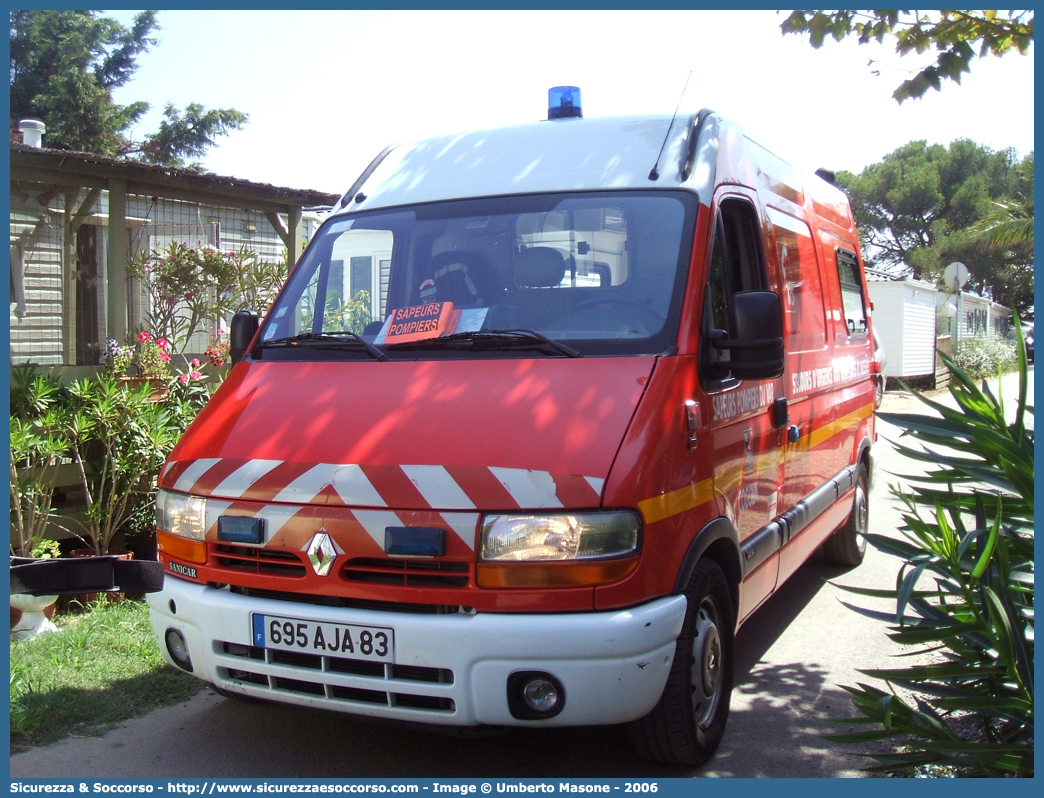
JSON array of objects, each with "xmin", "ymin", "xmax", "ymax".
[
  {"xmin": 823, "ymin": 463, "xmax": 869, "ymax": 567},
  {"xmin": 628, "ymin": 559, "xmax": 735, "ymax": 766}
]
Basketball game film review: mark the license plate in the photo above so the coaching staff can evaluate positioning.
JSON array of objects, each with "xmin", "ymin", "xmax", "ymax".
[{"xmin": 252, "ymin": 613, "xmax": 393, "ymax": 660}]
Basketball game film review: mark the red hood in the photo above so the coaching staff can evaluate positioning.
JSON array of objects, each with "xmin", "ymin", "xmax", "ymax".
[{"xmin": 160, "ymin": 357, "xmax": 653, "ymax": 511}]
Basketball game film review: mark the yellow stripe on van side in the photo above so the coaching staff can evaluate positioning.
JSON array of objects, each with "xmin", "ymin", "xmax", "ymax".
[
  {"xmin": 807, "ymin": 403, "xmax": 874, "ymax": 450},
  {"xmin": 637, "ymin": 403, "xmax": 872, "ymax": 525},
  {"xmin": 638, "ymin": 476, "xmax": 717, "ymax": 525}
]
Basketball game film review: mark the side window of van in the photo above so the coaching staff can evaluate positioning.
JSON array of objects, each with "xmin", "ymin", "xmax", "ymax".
[
  {"xmin": 836, "ymin": 248, "xmax": 868, "ymax": 336},
  {"xmin": 770, "ymin": 209, "xmax": 826, "ymax": 353},
  {"xmin": 703, "ymin": 198, "xmax": 766, "ymax": 384}
]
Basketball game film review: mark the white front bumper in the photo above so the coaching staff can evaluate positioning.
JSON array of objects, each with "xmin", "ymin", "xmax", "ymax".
[{"xmin": 148, "ymin": 578, "xmax": 686, "ymax": 727}]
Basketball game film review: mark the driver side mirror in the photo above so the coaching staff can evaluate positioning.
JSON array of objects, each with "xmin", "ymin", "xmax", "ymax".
[
  {"xmin": 709, "ymin": 291, "xmax": 784, "ymax": 380},
  {"xmin": 230, "ymin": 310, "xmax": 259, "ymax": 365}
]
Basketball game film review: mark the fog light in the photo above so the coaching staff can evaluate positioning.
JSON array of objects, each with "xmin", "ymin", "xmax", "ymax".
[
  {"xmin": 165, "ymin": 627, "xmax": 193, "ymax": 672},
  {"xmin": 507, "ymin": 671, "xmax": 565, "ymax": 720},
  {"xmin": 523, "ymin": 678, "xmax": 559, "ymax": 712}
]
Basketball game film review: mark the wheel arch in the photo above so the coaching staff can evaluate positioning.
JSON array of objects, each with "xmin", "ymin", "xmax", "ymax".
[
  {"xmin": 856, "ymin": 434, "xmax": 873, "ymax": 489},
  {"xmin": 673, "ymin": 516, "xmax": 741, "ymax": 615}
]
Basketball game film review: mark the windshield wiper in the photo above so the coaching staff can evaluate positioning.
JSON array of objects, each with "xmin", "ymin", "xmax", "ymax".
[
  {"xmin": 386, "ymin": 329, "xmax": 581, "ymax": 358},
  {"xmin": 254, "ymin": 331, "xmax": 391, "ymax": 361}
]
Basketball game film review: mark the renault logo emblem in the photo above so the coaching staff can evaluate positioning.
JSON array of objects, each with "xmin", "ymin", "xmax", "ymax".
[{"xmin": 306, "ymin": 532, "xmax": 337, "ymax": 577}]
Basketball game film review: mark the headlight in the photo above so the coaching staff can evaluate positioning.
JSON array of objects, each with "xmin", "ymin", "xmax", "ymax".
[
  {"xmin": 480, "ymin": 511, "xmax": 640, "ymax": 561},
  {"xmin": 156, "ymin": 489, "xmax": 207, "ymax": 540},
  {"xmin": 477, "ymin": 511, "xmax": 641, "ymax": 589}
]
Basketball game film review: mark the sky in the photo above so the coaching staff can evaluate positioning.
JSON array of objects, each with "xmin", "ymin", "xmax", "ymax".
[{"xmin": 105, "ymin": 10, "xmax": 1035, "ymax": 197}]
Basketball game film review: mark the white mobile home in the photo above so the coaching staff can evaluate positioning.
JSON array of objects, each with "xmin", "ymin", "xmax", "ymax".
[
  {"xmin": 867, "ymin": 278, "xmax": 938, "ymax": 380},
  {"xmin": 10, "ymin": 140, "xmax": 338, "ymax": 371},
  {"xmin": 936, "ymin": 290, "xmax": 1011, "ymax": 340}
]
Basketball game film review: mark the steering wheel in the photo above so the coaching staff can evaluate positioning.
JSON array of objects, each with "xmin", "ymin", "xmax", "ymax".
[{"xmin": 569, "ymin": 297, "xmax": 668, "ymax": 332}]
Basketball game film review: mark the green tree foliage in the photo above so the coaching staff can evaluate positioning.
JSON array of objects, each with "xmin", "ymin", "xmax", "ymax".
[
  {"xmin": 969, "ymin": 158, "xmax": 1035, "ymax": 253},
  {"xmin": 836, "ymin": 142, "xmax": 1034, "ymax": 314},
  {"xmin": 9, "ymin": 10, "xmax": 247, "ymax": 167},
  {"xmin": 780, "ymin": 11, "xmax": 1034, "ymax": 103}
]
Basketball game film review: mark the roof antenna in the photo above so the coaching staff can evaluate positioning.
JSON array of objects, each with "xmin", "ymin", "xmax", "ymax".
[{"xmin": 649, "ymin": 71, "xmax": 692, "ymax": 181}]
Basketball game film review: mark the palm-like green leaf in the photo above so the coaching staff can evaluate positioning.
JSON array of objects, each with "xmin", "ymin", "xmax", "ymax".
[{"xmin": 828, "ymin": 326, "xmax": 1033, "ymax": 776}]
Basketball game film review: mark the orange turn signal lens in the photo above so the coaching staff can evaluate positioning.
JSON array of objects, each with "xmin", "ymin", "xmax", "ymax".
[
  {"xmin": 157, "ymin": 530, "xmax": 207, "ymax": 565},
  {"xmin": 477, "ymin": 556, "xmax": 639, "ymax": 589}
]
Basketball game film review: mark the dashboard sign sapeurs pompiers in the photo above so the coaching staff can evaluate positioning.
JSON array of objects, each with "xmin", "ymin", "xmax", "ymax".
[{"xmin": 149, "ymin": 91, "xmax": 878, "ymax": 767}]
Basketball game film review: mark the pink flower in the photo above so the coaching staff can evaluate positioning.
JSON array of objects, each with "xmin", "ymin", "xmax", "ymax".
[
  {"xmin": 179, "ymin": 373, "xmax": 190, "ymax": 385},
  {"xmin": 191, "ymin": 358, "xmax": 201, "ymax": 368},
  {"xmin": 190, "ymin": 370, "xmax": 202, "ymax": 381},
  {"xmin": 159, "ymin": 352, "xmax": 170, "ymax": 363},
  {"xmin": 156, "ymin": 338, "xmax": 169, "ymax": 350},
  {"xmin": 138, "ymin": 331, "xmax": 152, "ymax": 343}
]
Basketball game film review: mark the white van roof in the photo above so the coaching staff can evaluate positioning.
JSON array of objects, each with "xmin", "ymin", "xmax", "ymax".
[{"xmin": 336, "ymin": 115, "xmax": 694, "ymax": 213}]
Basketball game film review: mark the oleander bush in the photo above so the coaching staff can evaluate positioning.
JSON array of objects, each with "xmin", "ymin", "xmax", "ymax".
[
  {"xmin": 950, "ymin": 335, "xmax": 1017, "ymax": 381},
  {"xmin": 9, "ymin": 364, "xmax": 220, "ymax": 557}
]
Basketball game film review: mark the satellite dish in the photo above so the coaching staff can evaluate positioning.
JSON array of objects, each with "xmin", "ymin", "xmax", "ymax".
[{"xmin": 943, "ymin": 261, "xmax": 969, "ymax": 291}]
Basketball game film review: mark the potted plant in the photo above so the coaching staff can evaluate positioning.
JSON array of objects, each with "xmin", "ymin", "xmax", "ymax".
[
  {"xmin": 59, "ymin": 376, "xmax": 180, "ymax": 557},
  {"xmin": 204, "ymin": 333, "xmax": 232, "ymax": 369},
  {"xmin": 9, "ymin": 367, "xmax": 68, "ymax": 632},
  {"xmin": 128, "ymin": 241, "xmax": 240, "ymax": 352},
  {"xmin": 101, "ymin": 338, "xmax": 133, "ymax": 379},
  {"xmin": 122, "ymin": 364, "xmax": 217, "ymax": 565},
  {"xmin": 9, "ymin": 370, "xmax": 68, "ymax": 559}
]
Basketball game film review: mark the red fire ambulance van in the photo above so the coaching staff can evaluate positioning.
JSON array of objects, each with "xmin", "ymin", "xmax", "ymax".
[{"xmin": 150, "ymin": 91, "xmax": 876, "ymax": 766}]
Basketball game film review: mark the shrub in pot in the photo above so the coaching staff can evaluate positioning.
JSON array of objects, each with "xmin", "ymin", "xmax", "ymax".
[
  {"xmin": 9, "ymin": 367, "xmax": 69, "ymax": 630},
  {"xmin": 58, "ymin": 376, "xmax": 180, "ymax": 556}
]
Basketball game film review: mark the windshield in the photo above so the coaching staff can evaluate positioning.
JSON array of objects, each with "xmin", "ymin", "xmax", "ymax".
[{"xmin": 257, "ymin": 191, "xmax": 695, "ymax": 359}]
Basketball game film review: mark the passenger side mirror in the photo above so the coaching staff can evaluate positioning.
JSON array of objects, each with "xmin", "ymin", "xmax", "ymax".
[
  {"xmin": 230, "ymin": 310, "xmax": 259, "ymax": 365},
  {"xmin": 709, "ymin": 291, "xmax": 784, "ymax": 380}
]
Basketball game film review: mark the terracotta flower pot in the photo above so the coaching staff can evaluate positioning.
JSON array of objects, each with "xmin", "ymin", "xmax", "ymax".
[{"xmin": 116, "ymin": 376, "xmax": 169, "ymax": 402}]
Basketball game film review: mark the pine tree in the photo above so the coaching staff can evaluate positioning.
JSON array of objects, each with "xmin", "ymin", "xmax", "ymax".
[{"xmin": 10, "ymin": 10, "xmax": 247, "ymax": 168}]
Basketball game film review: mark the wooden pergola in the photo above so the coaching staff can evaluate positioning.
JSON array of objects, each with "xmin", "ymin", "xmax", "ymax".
[{"xmin": 10, "ymin": 142, "xmax": 340, "ymax": 353}]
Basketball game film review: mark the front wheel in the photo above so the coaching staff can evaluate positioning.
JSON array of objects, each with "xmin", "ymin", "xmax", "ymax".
[
  {"xmin": 822, "ymin": 463, "xmax": 869, "ymax": 567},
  {"xmin": 628, "ymin": 559, "xmax": 735, "ymax": 766}
]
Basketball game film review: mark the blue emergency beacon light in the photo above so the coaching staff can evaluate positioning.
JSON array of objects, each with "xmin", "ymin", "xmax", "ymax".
[{"xmin": 548, "ymin": 86, "xmax": 582, "ymax": 120}]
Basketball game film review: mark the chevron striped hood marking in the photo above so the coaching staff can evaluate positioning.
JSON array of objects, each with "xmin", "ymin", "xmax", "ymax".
[{"xmin": 161, "ymin": 458, "xmax": 606, "ymax": 512}]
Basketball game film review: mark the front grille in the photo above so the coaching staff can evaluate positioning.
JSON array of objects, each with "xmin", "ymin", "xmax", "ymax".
[
  {"xmin": 342, "ymin": 557, "xmax": 471, "ymax": 588},
  {"xmin": 216, "ymin": 641, "xmax": 455, "ymax": 714},
  {"xmin": 230, "ymin": 585, "xmax": 465, "ymax": 615},
  {"xmin": 214, "ymin": 545, "xmax": 307, "ymax": 577}
]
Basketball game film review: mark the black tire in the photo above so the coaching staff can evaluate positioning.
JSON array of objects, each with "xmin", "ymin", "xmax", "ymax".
[
  {"xmin": 628, "ymin": 559, "xmax": 735, "ymax": 766},
  {"xmin": 874, "ymin": 376, "xmax": 885, "ymax": 409},
  {"xmin": 822, "ymin": 463, "xmax": 869, "ymax": 567}
]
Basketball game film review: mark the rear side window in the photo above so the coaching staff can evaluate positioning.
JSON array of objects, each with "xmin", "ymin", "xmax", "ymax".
[
  {"xmin": 703, "ymin": 198, "xmax": 766, "ymax": 383},
  {"xmin": 836, "ymin": 249, "xmax": 867, "ymax": 337},
  {"xmin": 769, "ymin": 207, "xmax": 826, "ymax": 353}
]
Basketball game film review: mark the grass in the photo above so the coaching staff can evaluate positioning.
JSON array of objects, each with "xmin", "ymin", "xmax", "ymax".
[{"xmin": 10, "ymin": 597, "xmax": 202, "ymax": 753}]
